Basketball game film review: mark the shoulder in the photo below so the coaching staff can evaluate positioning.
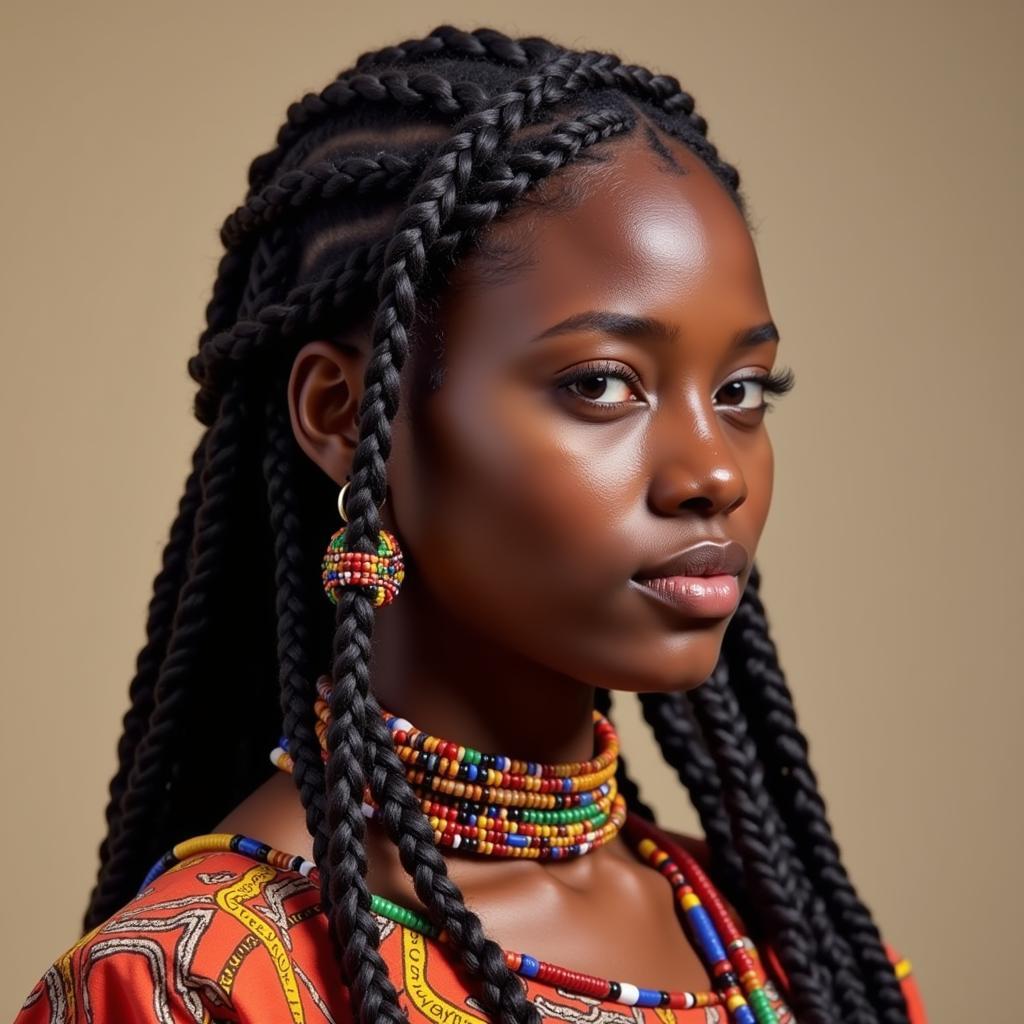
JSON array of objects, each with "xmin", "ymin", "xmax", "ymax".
[{"xmin": 15, "ymin": 850, "xmax": 349, "ymax": 1024}]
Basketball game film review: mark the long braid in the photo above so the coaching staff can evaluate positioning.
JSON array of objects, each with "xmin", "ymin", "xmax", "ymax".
[
  {"xmin": 83, "ymin": 432, "xmax": 206, "ymax": 929},
  {"xmin": 362, "ymin": 695, "xmax": 540, "ymax": 1023},
  {"xmin": 322, "ymin": 588, "xmax": 408, "ymax": 1023},
  {"xmin": 688, "ymin": 663, "xmax": 842, "ymax": 1024},
  {"xmin": 641, "ymin": 680, "xmax": 869, "ymax": 1015},
  {"xmin": 638, "ymin": 689, "xmax": 750, "ymax": 917},
  {"xmin": 87, "ymin": 385, "xmax": 253, "ymax": 922},
  {"xmin": 86, "ymin": 220, "xmax": 288, "ymax": 926},
  {"xmin": 262, "ymin": 395, "xmax": 328, "ymax": 850},
  {"xmin": 724, "ymin": 574, "xmax": 879, "ymax": 1023},
  {"xmin": 725, "ymin": 565, "xmax": 910, "ymax": 1023}
]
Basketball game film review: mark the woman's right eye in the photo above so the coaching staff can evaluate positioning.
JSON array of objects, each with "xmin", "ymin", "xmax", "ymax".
[{"xmin": 556, "ymin": 361, "xmax": 645, "ymax": 408}]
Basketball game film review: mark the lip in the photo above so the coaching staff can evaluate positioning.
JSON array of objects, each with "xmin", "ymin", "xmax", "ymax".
[
  {"xmin": 631, "ymin": 540, "xmax": 749, "ymax": 619},
  {"xmin": 632, "ymin": 540, "xmax": 749, "ymax": 581}
]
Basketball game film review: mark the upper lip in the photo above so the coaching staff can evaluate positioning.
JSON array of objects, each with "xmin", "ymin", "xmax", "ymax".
[{"xmin": 632, "ymin": 540, "xmax": 749, "ymax": 581}]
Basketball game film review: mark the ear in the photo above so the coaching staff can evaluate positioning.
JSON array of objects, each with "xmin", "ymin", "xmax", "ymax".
[{"xmin": 287, "ymin": 338, "xmax": 368, "ymax": 487}]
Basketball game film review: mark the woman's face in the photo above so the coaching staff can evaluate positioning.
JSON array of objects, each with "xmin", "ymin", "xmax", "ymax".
[
  {"xmin": 378, "ymin": 129, "xmax": 780, "ymax": 693},
  {"xmin": 299, "ymin": 127, "xmax": 780, "ymax": 694}
]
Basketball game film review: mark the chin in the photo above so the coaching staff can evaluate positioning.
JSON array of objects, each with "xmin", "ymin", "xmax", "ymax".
[{"xmin": 595, "ymin": 627, "xmax": 728, "ymax": 695}]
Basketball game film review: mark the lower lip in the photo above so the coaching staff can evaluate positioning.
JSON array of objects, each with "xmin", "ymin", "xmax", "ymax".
[{"xmin": 633, "ymin": 574, "xmax": 740, "ymax": 617}]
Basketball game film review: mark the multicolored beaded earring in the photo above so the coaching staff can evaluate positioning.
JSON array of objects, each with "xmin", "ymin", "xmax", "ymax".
[{"xmin": 321, "ymin": 480, "xmax": 405, "ymax": 608}]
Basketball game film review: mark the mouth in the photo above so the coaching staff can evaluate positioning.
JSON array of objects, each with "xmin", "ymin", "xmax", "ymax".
[
  {"xmin": 631, "ymin": 539, "xmax": 748, "ymax": 618},
  {"xmin": 631, "ymin": 574, "xmax": 741, "ymax": 618}
]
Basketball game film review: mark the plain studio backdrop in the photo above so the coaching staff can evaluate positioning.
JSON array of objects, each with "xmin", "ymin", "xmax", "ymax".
[{"xmin": 2, "ymin": 2, "xmax": 1020, "ymax": 1020}]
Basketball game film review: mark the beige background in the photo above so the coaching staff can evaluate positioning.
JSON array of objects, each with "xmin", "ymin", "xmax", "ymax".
[{"xmin": 3, "ymin": 2, "xmax": 1020, "ymax": 1020}]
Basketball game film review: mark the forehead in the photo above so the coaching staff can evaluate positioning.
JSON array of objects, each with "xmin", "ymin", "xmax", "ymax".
[{"xmin": 442, "ymin": 130, "xmax": 767, "ymax": 343}]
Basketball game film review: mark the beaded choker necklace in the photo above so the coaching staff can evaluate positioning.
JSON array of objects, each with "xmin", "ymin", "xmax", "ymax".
[{"xmin": 270, "ymin": 674, "xmax": 629, "ymax": 860}]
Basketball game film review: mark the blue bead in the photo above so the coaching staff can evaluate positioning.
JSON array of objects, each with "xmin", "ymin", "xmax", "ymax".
[
  {"xmin": 238, "ymin": 837, "xmax": 269, "ymax": 860},
  {"xmin": 519, "ymin": 955, "xmax": 539, "ymax": 977},
  {"xmin": 733, "ymin": 1005, "xmax": 757, "ymax": 1024},
  {"xmin": 466, "ymin": 765, "xmax": 478, "ymax": 781},
  {"xmin": 508, "ymin": 834, "xmax": 529, "ymax": 848},
  {"xmin": 636, "ymin": 989, "xmax": 663, "ymax": 1008},
  {"xmin": 688, "ymin": 905, "xmax": 728, "ymax": 963},
  {"xmin": 140, "ymin": 863, "xmax": 161, "ymax": 889}
]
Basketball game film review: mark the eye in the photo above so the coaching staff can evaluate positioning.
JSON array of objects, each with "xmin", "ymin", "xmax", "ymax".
[
  {"xmin": 556, "ymin": 360, "xmax": 644, "ymax": 408},
  {"xmin": 716, "ymin": 367, "xmax": 796, "ymax": 414}
]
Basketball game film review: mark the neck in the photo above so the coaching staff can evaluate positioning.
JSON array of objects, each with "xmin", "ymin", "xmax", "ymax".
[{"xmin": 367, "ymin": 569, "xmax": 598, "ymax": 765}]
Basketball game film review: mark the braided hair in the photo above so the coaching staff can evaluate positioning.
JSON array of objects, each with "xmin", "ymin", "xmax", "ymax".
[{"xmin": 83, "ymin": 25, "xmax": 909, "ymax": 1024}]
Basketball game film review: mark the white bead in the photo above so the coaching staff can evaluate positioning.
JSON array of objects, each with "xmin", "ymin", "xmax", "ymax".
[{"xmin": 618, "ymin": 983, "xmax": 640, "ymax": 1006}]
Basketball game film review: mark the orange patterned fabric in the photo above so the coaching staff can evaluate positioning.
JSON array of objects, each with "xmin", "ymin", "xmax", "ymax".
[{"xmin": 17, "ymin": 824, "xmax": 926, "ymax": 1023}]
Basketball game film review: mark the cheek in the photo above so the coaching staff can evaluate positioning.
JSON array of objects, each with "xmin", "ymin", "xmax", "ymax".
[{"xmin": 394, "ymin": 374, "xmax": 629, "ymax": 641}]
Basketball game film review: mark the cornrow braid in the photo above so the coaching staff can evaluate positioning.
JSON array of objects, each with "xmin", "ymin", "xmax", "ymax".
[
  {"xmin": 352, "ymin": 24, "xmax": 544, "ymax": 71},
  {"xmin": 86, "ymin": 24, "xmax": 910, "ymax": 1024},
  {"xmin": 245, "ymin": 70, "xmax": 489, "ymax": 196},
  {"xmin": 221, "ymin": 153, "xmax": 429, "ymax": 251}
]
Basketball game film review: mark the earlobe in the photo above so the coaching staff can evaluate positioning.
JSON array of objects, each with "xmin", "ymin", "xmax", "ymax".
[{"xmin": 286, "ymin": 339, "xmax": 366, "ymax": 486}]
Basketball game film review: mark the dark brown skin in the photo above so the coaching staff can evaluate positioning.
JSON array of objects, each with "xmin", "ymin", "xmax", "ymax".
[{"xmin": 217, "ymin": 127, "xmax": 779, "ymax": 994}]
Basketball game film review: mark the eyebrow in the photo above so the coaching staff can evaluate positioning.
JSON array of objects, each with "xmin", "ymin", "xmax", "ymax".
[{"xmin": 528, "ymin": 310, "xmax": 780, "ymax": 350}]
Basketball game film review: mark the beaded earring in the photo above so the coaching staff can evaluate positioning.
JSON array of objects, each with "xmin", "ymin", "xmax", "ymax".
[{"xmin": 321, "ymin": 480, "xmax": 405, "ymax": 608}]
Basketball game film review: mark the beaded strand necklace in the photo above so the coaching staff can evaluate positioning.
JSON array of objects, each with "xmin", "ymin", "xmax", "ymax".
[
  {"xmin": 141, "ymin": 827, "xmax": 782, "ymax": 1020},
  {"xmin": 253, "ymin": 676, "xmax": 785, "ymax": 1023}
]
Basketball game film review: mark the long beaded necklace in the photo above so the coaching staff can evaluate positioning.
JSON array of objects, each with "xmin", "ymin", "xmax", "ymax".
[
  {"xmin": 141, "ymin": 826, "xmax": 781, "ymax": 1022},
  {"xmin": 257, "ymin": 675, "xmax": 785, "ymax": 1023}
]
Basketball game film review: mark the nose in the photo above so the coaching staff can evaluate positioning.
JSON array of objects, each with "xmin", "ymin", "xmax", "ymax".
[{"xmin": 647, "ymin": 398, "xmax": 748, "ymax": 517}]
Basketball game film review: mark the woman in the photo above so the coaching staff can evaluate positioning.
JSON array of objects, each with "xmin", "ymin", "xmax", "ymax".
[{"xmin": 16, "ymin": 24, "xmax": 925, "ymax": 1024}]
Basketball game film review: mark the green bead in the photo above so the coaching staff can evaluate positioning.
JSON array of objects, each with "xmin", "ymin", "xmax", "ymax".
[
  {"xmin": 370, "ymin": 892, "xmax": 438, "ymax": 938},
  {"xmin": 747, "ymin": 988, "xmax": 779, "ymax": 1024}
]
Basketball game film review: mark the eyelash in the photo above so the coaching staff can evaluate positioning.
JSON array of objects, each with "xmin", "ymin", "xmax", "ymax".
[{"xmin": 556, "ymin": 360, "xmax": 797, "ymax": 413}]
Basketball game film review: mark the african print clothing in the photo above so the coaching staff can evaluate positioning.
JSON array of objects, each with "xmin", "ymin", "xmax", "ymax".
[{"xmin": 16, "ymin": 822, "xmax": 926, "ymax": 1023}]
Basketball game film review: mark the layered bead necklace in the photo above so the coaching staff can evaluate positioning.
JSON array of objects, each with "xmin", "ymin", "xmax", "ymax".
[
  {"xmin": 255, "ymin": 674, "xmax": 785, "ymax": 1023},
  {"xmin": 270, "ymin": 675, "xmax": 629, "ymax": 859}
]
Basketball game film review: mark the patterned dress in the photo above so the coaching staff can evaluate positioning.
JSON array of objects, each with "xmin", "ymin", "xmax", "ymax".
[{"xmin": 16, "ymin": 821, "xmax": 926, "ymax": 1023}]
